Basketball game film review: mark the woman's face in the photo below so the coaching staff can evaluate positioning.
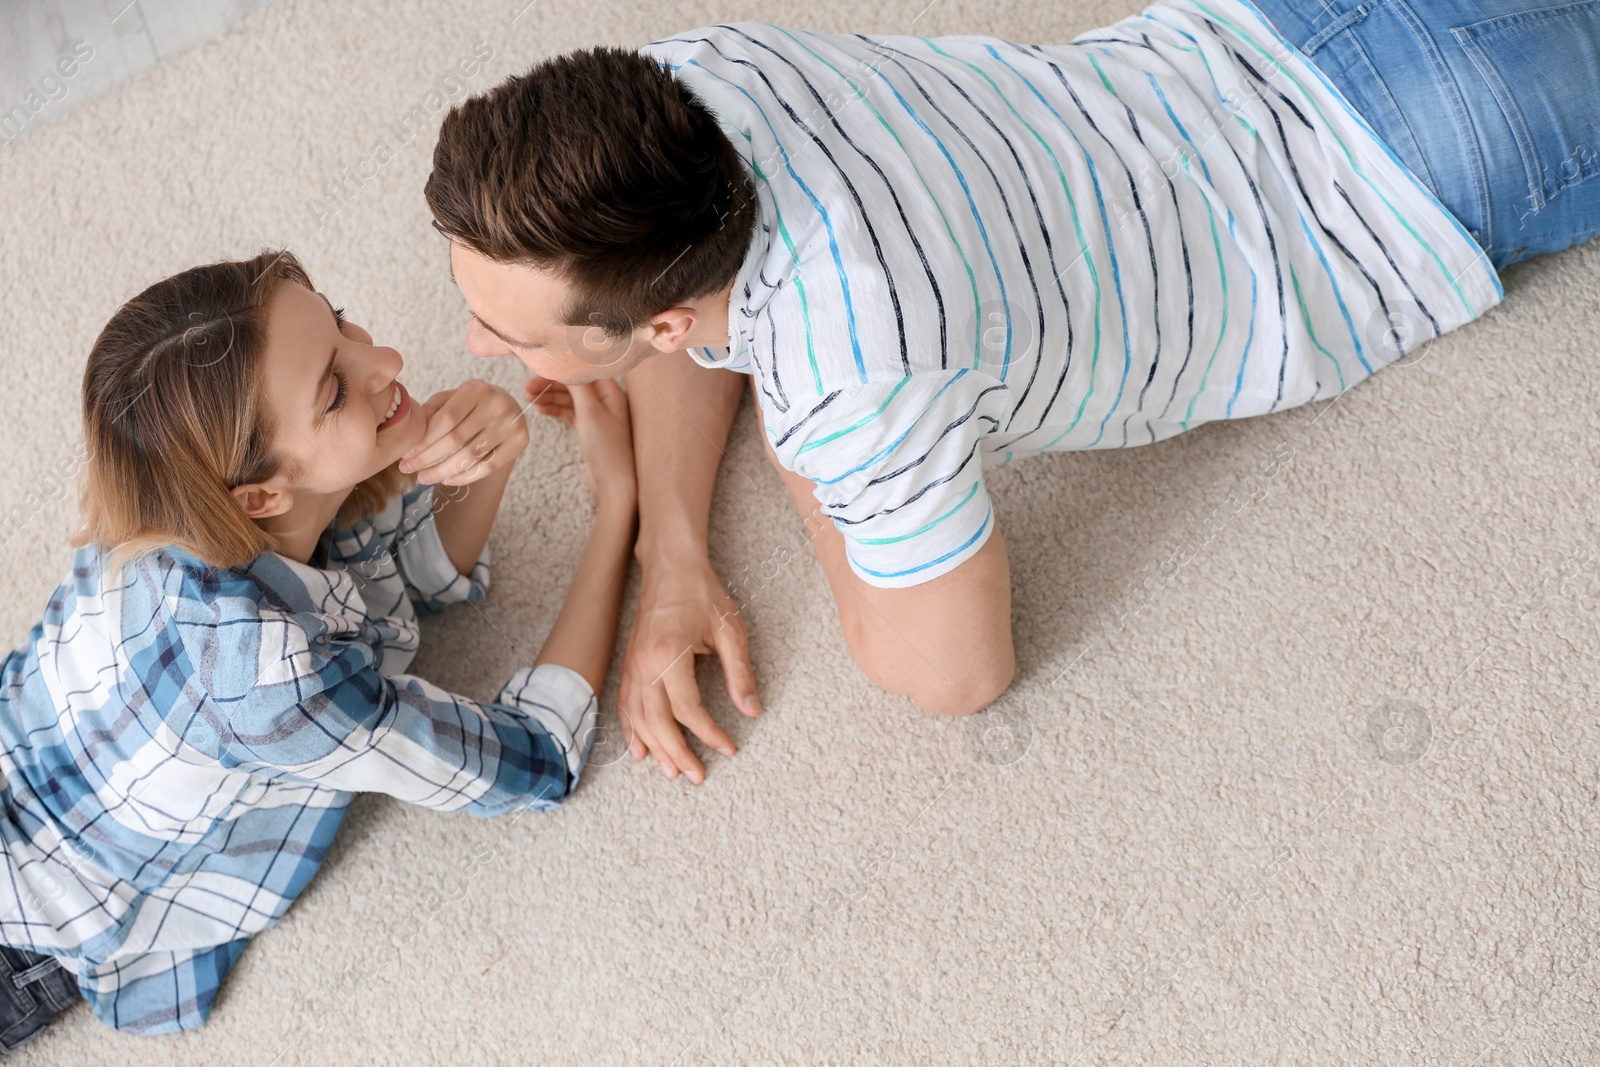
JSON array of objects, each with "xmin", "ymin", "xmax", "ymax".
[{"xmin": 256, "ymin": 280, "xmax": 427, "ymax": 493}]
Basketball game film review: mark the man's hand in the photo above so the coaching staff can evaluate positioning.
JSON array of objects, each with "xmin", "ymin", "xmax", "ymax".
[
  {"xmin": 615, "ymin": 348, "xmax": 751, "ymax": 783},
  {"xmin": 617, "ymin": 553, "xmax": 762, "ymax": 784},
  {"xmin": 524, "ymin": 376, "xmax": 636, "ymax": 508}
]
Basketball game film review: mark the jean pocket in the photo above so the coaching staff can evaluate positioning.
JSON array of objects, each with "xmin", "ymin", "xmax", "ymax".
[
  {"xmin": 1291, "ymin": 1, "xmax": 1453, "ymax": 206},
  {"xmin": 1451, "ymin": 1, "xmax": 1600, "ymax": 214}
]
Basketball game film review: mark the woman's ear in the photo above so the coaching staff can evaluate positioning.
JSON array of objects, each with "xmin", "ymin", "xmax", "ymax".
[{"xmin": 229, "ymin": 482, "xmax": 294, "ymax": 519}]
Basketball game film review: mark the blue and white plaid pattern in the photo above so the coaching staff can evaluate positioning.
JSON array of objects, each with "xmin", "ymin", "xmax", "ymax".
[{"xmin": 0, "ymin": 484, "xmax": 596, "ymax": 1034}]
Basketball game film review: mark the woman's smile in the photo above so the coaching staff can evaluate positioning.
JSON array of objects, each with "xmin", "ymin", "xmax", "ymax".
[{"xmin": 377, "ymin": 381, "xmax": 412, "ymax": 432}]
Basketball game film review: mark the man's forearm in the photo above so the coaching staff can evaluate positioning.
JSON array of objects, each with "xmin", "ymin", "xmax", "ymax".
[
  {"xmin": 429, "ymin": 462, "xmax": 514, "ymax": 576},
  {"xmin": 624, "ymin": 352, "xmax": 745, "ymax": 562}
]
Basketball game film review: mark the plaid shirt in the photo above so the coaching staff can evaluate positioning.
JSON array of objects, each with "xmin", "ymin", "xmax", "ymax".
[{"xmin": 0, "ymin": 484, "xmax": 595, "ymax": 1034}]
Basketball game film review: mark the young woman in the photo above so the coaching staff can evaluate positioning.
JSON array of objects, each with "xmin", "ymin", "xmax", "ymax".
[{"xmin": 0, "ymin": 249, "xmax": 637, "ymax": 1040}]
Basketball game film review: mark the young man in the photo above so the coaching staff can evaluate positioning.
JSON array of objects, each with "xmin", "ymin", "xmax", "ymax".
[{"xmin": 425, "ymin": 0, "xmax": 1599, "ymax": 783}]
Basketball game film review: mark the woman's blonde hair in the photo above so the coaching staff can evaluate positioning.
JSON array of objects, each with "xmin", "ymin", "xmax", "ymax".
[{"xmin": 74, "ymin": 249, "xmax": 409, "ymax": 569}]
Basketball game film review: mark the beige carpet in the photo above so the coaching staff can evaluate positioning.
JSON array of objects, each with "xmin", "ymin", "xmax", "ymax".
[{"xmin": 2, "ymin": 0, "xmax": 1597, "ymax": 1062}]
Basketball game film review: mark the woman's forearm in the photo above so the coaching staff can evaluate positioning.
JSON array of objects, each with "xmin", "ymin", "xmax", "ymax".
[
  {"xmin": 534, "ymin": 499, "xmax": 637, "ymax": 694},
  {"xmin": 429, "ymin": 463, "xmax": 514, "ymax": 576}
]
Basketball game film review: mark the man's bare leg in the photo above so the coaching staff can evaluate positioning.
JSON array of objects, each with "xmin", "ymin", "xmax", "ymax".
[{"xmin": 751, "ymin": 378, "xmax": 1015, "ymax": 715}]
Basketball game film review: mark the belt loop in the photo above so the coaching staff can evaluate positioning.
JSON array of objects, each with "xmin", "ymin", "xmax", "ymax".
[
  {"xmin": 1303, "ymin": 0, "xmax": 1386, "ymax": 55},
  {"xmin": 10, "ymin": 959, "xmax": 58, "ymax": 988}
]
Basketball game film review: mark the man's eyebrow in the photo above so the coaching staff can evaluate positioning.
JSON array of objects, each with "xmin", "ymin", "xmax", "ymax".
[
  {"xmin": 448, "ymin": 256, "xmax": 543, "ymax": 349},
  {"xmin": 479, "ymin": 315, "xmax": 544, "ymax": 350}
]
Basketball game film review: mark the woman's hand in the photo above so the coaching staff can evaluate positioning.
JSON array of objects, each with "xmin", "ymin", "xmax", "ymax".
[
  {"xmin": 400, "ymin": 379, "xmax": 530, "ymax": 486},
  {"xmin": 525, "ymin": 376, "xmax": 636, "ymax": 509}
]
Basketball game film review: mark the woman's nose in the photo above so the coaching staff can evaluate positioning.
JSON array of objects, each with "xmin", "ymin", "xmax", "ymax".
[{"xmin": 366, "ymin": 345, "xmax": 404, "ymax": 392}]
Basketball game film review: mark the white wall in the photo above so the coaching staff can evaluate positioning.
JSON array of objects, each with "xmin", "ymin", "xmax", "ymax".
[{"xmin": 0, "ymin": 0, "xmax": 270, "ymax": 147}]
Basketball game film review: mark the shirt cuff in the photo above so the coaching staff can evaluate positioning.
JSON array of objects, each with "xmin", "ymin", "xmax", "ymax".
[{"xmin": 495, "ymin": 663, "xmax": 599, "ymax": 787}]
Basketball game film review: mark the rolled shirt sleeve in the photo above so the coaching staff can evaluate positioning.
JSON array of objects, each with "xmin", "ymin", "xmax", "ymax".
[
  {"xmin": 329, "ymin": 483, "xmax": 491, "ymax": 616},
  {"xmin": 776, "ymin": 368, "xmax": 1013, "ymax": 588},
  {"xmin": 242, "ymin": 663, "xmax": 599, "ymax": 815},
  {"xmin": 173, "ymin": 565, "xmax": 596, "ymax": 816}
]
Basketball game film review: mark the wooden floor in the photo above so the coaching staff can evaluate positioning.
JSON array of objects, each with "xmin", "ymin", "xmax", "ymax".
[{"xmin": 0, "ymin": 0, "xmax": 268, "ymax": 147}]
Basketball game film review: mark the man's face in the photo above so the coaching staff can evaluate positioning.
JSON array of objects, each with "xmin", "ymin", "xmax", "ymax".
[{"xmin": 448, "ymin": 241, "xmax": 658, "ymax": 383}]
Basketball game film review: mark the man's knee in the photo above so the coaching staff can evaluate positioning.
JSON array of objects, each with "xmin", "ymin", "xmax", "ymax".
[
  {"xmin": 846, "ymin": 627, "xmax": 1016, "ymax": 716},
  {"xmin": 908, "ymin": 659, "xmax": 1016, "ymax": 716}
]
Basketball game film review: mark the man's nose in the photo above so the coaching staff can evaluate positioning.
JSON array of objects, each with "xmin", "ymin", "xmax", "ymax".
[{"xmin": 466, "ymin": 317, "xmax": 510, "ymax": 359}]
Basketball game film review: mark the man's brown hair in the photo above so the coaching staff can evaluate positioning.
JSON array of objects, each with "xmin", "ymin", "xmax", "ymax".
[{"xmin": 425, "ymin": 46, "xmax": 757, "ymax": 337}]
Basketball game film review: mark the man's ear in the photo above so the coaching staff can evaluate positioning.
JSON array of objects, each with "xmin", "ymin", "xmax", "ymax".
[
  {"xmin": 230, "ymin": 481, "xmax": 294, "ymax": 520},
  {"xmin": 647, "ymin": 305, "xmax": 699, "ymax": 352}
]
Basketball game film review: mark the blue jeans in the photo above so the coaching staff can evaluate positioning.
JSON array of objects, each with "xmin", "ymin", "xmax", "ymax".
[
  {"xmin": 0, "ymin": 946, "xmax": 77, "ymax": 1055},
  {"xmin": 1241, "ymin": 0, "xmax": 1600, "ymax": 270}
]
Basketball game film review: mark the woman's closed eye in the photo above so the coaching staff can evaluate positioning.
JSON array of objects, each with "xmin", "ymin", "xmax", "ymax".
[
  {"xmin": 327, "ymin": 371, "xmax": 348, "ymax": 414},
  {"xmin": 324, "ymin": 306, "xmax": 349, "ymax": 416}
]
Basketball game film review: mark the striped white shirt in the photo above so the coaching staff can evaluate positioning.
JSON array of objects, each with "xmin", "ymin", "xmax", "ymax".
[{"xmin": 642, "ymin": 0, "xmax": 1502, "ymax": 588}]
